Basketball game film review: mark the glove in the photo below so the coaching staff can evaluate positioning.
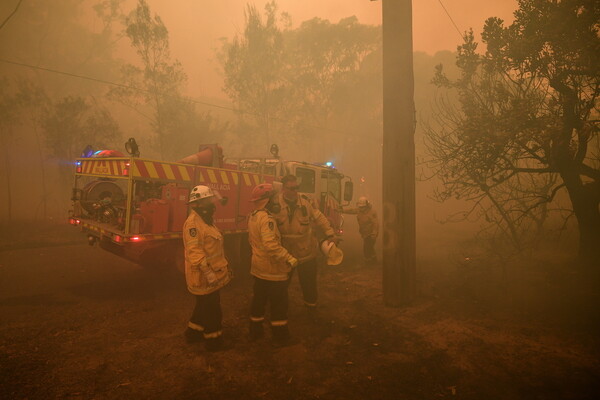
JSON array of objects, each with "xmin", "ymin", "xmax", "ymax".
[
  {"xmin": 327, "ymin": 235, "xmax": 340, "ymax": 245},
  {"xmin": 200, "ymin": 264, "xmax": 217, "ymax": 286},
  {"xmin": 287, "ymin": 257, "xmax": 298, "ymax": 268}
]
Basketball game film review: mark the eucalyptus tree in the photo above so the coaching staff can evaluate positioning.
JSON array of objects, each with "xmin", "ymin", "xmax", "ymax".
[{"xmin": 219, "ymin": 1, "xmax": 380, "ymax": 153}]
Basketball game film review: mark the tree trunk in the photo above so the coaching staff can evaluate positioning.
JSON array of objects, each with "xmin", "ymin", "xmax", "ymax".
[
  {"xmin": 34, "ymin": 125, "xmax": 48, "ymax": 220},
  {"xmin": 552, "ymin": 84, "xmax": 600, "ymax": 265},
  {"xmin": 561, "ymin": 170, "xmax": 600, "ymax": 265},
  {"xmin": 2, "ymin": 139, "xmax": 12, "ymax": 221}
]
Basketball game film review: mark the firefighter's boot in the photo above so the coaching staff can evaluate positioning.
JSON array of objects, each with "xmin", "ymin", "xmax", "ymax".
[
  {"xmin": 249, "ymin": 320, "xmax": 264, "ymax": 341},
  {"xmin": 271, "ymin": 324, "xmax": 293, "ymax": 348}
]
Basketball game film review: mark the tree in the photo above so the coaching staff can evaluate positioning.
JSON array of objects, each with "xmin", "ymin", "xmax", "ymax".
[
  {"xmin": 287, "ymin": 16, "xmax": 380, "ymax": 125},
  {"xmin": 17, "ymin": 80, "xmax": 52, "ymax": 220},
  {"xmin": 0, "ymin": 0, "xmax": 125, "ymax": 96},
  {"xmin": 0, "ymin": 78, "xmax": 53, "ymax": 221},
  {"xmin": 42, "ymin": 96, "xmax": 121, "ymax": 184},
  {"xmin": 219, "ymin": 1, "xmax": 380, "ymax": 154},
  {"xmin": 0, "ymin": 78, "xmax": 25, "ymax": 221},
  {"xmin": 110, "ymin": 0, "xmax": 187, "ymax": 159},
  {"xmin": 220, "ymin": 1, "xmax": 290, "ymax": 150},
  {"xmin": 110, "ymin": 0, "xmax": 223, "ymax": 160},
  {"xmin": 424, "ymin": 0, "xmax": 600, "ymax": 263}
]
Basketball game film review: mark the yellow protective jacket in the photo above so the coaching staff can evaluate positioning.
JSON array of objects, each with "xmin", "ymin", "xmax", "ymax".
[
  {"xmin": 183, "ymin": 210, "xmax": 232, "ymax": 295},
  {"xmin": 248, "ymin": 209, "xmax": 297, "ymax": 281},
  {"xmin": 343, "ymin": 206, "xmax": 379, "ymax": 239},
  {"xmin": 273, "ymin": 193, "xmax": 335, "ymax": 263}
]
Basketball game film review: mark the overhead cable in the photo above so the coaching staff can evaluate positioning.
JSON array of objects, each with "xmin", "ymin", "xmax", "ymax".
[
  {"xmin": 436, "ymin": 0, "xmax": 464, "ymax": 39},
  {"xmin": 0, "ymin": 58, "xmax": 348, "ymax": 135}
]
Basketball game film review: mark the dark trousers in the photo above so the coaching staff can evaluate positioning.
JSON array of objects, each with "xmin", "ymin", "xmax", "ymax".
[
  {"xmin": 289, "ymin": 258, "xmax": 318, "ymax": 307},
  {"xmin": 190, "ymin": 290, "xmax": 222, "ymax": 337},
  {"xmin": 363, "ymin": 236, "xmax": 377, "ymax": 261},
  {"xmin": 250, "ymin": 277, "xmax": 289, "ymax": 325}
]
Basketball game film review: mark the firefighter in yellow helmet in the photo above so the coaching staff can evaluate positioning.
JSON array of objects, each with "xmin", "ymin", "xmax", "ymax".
[
  {"xmin": 248, "ymin": 183, "xmax": 298, "ymax": 346},
  {"xmin": 272, "ymin": 174, "xmax": 336, "ymax": 312},
  {"xmin": 341, "ymin": 196, "xmax": 379, "ymax": 263},
  {"xmin": 182, "ymin": 185, "xmax": 232, "ymax": 351}
]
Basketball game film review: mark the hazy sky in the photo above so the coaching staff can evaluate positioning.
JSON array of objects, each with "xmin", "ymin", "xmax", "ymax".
[{"xmin": 145, "ymin": 0, "xmax": 517, "ymax": 98}]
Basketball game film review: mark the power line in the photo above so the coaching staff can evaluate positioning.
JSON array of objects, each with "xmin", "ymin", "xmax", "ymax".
[
  {"xmin": 0, "ymin": 0, "xmax": 23, "ymax": 31},
  {"xmin": 0, "ymin": 58, "xmax": 236, "ymax": 112},
  {"xmin": 0, "ymin": 57, "xmax": 349, "ymax": 135},
  {"xmin": 436, "ymin": 0, "xmax": 464, "ymax": 39}
]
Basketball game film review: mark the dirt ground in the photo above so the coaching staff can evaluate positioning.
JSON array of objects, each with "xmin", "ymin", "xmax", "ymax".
[{"xmin": 0, "ymin": 223, "xmax": 599, "ymax": 400}]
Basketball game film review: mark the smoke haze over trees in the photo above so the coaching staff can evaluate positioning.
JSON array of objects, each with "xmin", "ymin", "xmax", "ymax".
[
  {"xmin": 219, "ymin": 1, "xmax": 380, "ymax": 161},
  {"xmin": 2, "ymin": 0, "xmax": 593, "ymax": 267}
]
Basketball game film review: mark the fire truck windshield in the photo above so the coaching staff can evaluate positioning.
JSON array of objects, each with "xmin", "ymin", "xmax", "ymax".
[{"xmin": 321, "ymin": 171, "xmax": 341, "ymax": 202}]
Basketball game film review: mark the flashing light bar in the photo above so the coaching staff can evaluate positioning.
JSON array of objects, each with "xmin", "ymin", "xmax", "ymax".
[{"xmin": 325, "ymin": 161, "xmax": 334, "ymax": 168}]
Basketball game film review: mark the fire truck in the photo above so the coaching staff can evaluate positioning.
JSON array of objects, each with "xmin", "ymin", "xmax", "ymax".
[{"xmin": 69, "ymin": 140, "xmax": 354, "ymax": 270}]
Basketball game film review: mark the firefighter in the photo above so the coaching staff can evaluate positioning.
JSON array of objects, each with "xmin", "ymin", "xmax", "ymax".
[
  {"xmin": 273, "ymin": 174, "xmax": 336, "ymax": 312},
  {"xmin": 248, "ymin": 183, "xmax": 298, "ymax": 346},
  {"xmin": 341, "ymin": 196, "xmax": 379, "ymax": 263},
  {"xmin": 183, "ymin": 185, "xmax": 232, "ymax": 352}
]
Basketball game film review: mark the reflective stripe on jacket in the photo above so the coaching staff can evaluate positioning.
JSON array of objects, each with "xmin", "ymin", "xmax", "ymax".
[
  {"xmin": 274, "ymin": 194, "xmax": 335, "ymax": 263},
  {"xmin": 248, "ymin": 209, "xmax": 296, "ymax": 281},
  {"xmin": 183, "ymin": 210, "xmax": 231, "ymax": 295}
]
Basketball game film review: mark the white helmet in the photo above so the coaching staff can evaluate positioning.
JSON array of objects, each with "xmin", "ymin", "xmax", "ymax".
[
  {"xmin": 188, "ymin": 185, "xmax": 215, "ymax": 204},
  {"xmin": 357, "ymin": 196, "xmax": 369, "ymax": 207},
  {"xmin": 320, "ymin": 240, "xmax": 344, "ymax": 266}
]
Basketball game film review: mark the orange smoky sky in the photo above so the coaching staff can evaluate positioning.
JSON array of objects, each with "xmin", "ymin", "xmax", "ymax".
[{"xmin": 136, "ymin": 0, "xmax": 517, "ymax": 98}]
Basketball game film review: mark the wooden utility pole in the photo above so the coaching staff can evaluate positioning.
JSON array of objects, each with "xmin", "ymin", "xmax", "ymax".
[{"xmin": 382, "ymin": 0, "xmax": 416, "ymax": 306}]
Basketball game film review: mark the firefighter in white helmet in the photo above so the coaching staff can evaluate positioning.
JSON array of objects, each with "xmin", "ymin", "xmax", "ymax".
[
  {"xmin": 341, "ymin": 196, "xmax": 379, "ymax": 264},
  {"xmin": 182, "ymin": 185, "xmax": 232, "ymax": 351},
  {"xmin": 248, "ymin": 183, "xmax": 298, "ymax": 346},
  {"xmin": 272, "ymin": 174, "xmax": 337, "ymax": 314}
]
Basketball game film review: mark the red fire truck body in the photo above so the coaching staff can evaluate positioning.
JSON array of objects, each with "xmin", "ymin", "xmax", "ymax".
[{"xmin": 69, "ymin": 145, "xmax": 353, "ymax": 269}]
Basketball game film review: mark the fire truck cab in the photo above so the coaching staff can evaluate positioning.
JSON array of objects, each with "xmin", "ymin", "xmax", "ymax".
[{"xmin": 227, "ymin": 157, "xmax": 354, "ymax": 232}]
